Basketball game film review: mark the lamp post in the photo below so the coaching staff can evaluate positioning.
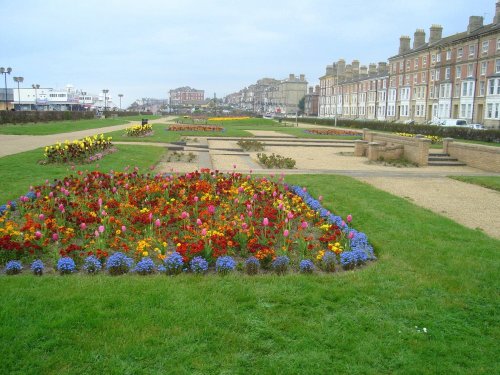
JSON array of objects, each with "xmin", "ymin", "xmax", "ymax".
[
  {"xmin": 0, "ymin": 67, "xmax": 12, "ymax": 110},
  {"xmin": 102, "ymin": 89, "xmax": 109, "ymax": 115},
  {"xmin": 32, "ymin": 84, "xmax": 40, "ymax": 111},
  {"xmin": 13, "ymin": 76, "xmax": 23, "ymax": 110},
  {"xmin": 118, "ymin": 94, "xmax": 123, "ymax": 110}
]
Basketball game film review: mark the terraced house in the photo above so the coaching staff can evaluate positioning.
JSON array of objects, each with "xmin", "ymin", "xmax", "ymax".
[{"xmin": 319, "ymin": 1, "xmax": 500, "ymax": 129}]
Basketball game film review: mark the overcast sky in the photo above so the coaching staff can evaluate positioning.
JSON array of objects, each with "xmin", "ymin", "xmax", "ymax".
[{"xmin": 2, "ymin": 0, "xmax": 496, "ymax": 106}]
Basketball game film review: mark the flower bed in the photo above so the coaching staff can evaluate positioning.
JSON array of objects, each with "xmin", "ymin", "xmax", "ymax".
[
  {"xmin": 168, "ymin": 125, "xmax": 224, "ymax": 132},
  {"xmin": 0, "ymin": 170, "xmax": 375, "ymax": 275},
  {"xmin": 43, "ymin": 134, "xmax": 114, "ymax": 164},
  {"xmin": 395, "ymin": 132, "xmax": 442, "ymax": 144},
  {"xmin": 305, "ymin": 128, "xmax": 362, "ymax": 136},
  {"xmin": 208, "ymin": 117, "xmax": 250, "ymax": 121},
  {"xmin": 125, "ymin": 124, "xmax": 153, "ymax": 137}
]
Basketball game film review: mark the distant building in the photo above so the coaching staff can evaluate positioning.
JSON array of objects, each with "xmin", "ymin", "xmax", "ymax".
[
  {"xmin": 304, "ymin": 85, "xmax": 320, "ymax": 116},
  {"xmin": 0, "ymin": 88, "xmax": 14, "ymax": 110},
  {"xmin": 169, "ymin": 87, "xmax": 204, "ymax": 106}
]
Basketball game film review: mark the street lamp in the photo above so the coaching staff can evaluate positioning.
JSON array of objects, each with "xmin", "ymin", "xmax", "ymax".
[
  {"xmin": 32, "ymin": 84, "xmax": 40, "ymax": 111},
  {"xmin": 0, "ymin": 67, "xmax": 12, "ymax": 110},
  {"xmin": 102, "ymin": 89, "xmax": 109, "ymax": 114},
  {"xmin": 118, "ymin": 94, "xmax": 123, "ymax": 110},
  {"xmin": 13, "ymin": 76, "xmax": 23, "ymax": 109}
]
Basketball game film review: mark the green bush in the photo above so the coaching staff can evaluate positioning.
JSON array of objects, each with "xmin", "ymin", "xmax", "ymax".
[{"xmin": 257, "ymin": 153, "xmax": 296, "ymax": 169}]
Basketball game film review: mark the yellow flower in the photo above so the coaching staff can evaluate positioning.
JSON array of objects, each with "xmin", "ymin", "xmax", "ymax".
[
  {"xmin": 116, "ymin": 230, "xmax": 121, "ymax": 235},
  {"xmin": 142, "ymin": 251, "xmax": 149, "ymax": 256}
]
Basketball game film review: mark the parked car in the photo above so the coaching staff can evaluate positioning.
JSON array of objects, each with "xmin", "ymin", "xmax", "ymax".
[
  {"xmin": 441, "ymin": 119, "xmax": 469, "ymax": 127},
  {"xmin": 468, "ymin": 123, "xmax": 486, "ymax": 130}
]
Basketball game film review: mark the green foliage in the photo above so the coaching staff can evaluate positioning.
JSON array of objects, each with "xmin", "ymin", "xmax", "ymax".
[
  {"xmin": 0, "ymin": 110, "xmax": 94, "ymax": 124},
  {"xmin": 298, "ymin": 96, "xmax": 305, "ymax": 114},
  {"xmin": 237, "ymin": 139, "xmax": 265, "ymax": 151},
  {"xmin": 257, "ymin": 153, "xmax": 296, "ymax": 168}
]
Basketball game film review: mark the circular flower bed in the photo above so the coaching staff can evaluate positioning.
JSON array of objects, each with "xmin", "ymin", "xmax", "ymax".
[
  {"xmin": 0, "ymin": 169, "xmax": 375, "ymax": 275},
  {"xmin": 167, "ymin": 125, "xmax": 224, "ymax": 132},
  {"xmin": 305, "ymin": 128, "xmax": 362, "ymax": 136}
]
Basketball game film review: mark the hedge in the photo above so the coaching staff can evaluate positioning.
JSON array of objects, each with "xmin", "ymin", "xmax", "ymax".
[
  {"xmin": 299, "ymin": 117, "xmax": 500, "ymax": 143},
  {"xmin": 0, "ymin": 111, "xmax": 154, "ymax": 125}
]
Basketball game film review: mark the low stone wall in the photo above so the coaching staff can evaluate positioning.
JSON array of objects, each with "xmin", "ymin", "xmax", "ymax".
[
  {"xmin": 357, "ymin": 129, "xmax": 431, "ymax": 166},
  {"xmin": 443, "ymin": 138, "xmax": 500, "ymax": 172}
]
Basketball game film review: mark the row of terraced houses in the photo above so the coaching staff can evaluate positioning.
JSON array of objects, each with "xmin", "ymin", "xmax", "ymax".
[{"xmin": 319, "ymin": 1, "xmax": 500, "ymax": 128}]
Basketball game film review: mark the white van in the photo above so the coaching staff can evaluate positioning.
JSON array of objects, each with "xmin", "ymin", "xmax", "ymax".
[{"xmin": 441, "ymin": 119, "xmax": 468, "ymax": 127}]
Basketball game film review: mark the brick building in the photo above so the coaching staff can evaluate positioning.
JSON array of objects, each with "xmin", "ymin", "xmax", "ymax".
[{"xmin": 169, "ymin": 87, "xmax": 204, "ymax": 106}]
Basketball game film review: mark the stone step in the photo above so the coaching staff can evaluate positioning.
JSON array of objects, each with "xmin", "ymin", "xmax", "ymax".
[{"xmin": 428, "ymin": 160, "xmax": 467, "ymax": 166}]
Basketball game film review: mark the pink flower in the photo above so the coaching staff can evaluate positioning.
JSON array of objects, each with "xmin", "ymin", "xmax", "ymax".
[
  {"xmin": 112, "ymin": 187, "xmax": 117, "ymax": 194},
  {"xmin": 233, "ymin": 164, "xmax": 237, "ymax": 169},
  {"xmin": 319, "ymin": 195, "xmax": 323, "ymax": 201},
  {"xmin": 341, "ymin": 221, "xmax": 346, "ymax": 227},
  {"xmin": 181, "ymin": 211, "xmax": 189, "ymax": 219},
  {"xmin": 283, "ymin": 229, "xmax": 289, "ymax": 237},
  {"xmin": 196, "ymin": 218, "xmax": 202, "ymax": 226},
  {"xmin": 248, "ymin": 211, "xmax": 253, "ymax": 217},
  {"xmin": 95, "ymin": 230, "xmax": 100, "ymax": 238},
  {"xmin": 246, "ymin": 204, "xmax": 252, "ymax": 210},
  {"xmin": 49, "ymin": 192, "xmax": 53, "ymax": 198},
  {"xmin": 302, "ymin": 187, "xmax": 307, "ymax": 192},
  {"xmin": 101, "ymin": 210, "xmax": 107, "ymax": 216},
  {"xmin": 301, "ymin": 221, "xmax": 308, "ymax": 229},
  {"xmin": 155, "ymin": 219, "xmax": 161, "ymax": 227},
  {"xmin": 348, "ymin": 231, "xmax": 354, "ymax": 239},
  {"xmin": 38, "ymin": 214, "xmax": 45, "ymax": 221},
  {"xmin": 194, "ymin": 196, "xmax": 199, "ymax": 202},
  {"xmin": 80, "ymin": 223, "xmax": 87, "ymax": 230},
  {"xmin": 242, "ymin": 223, "xmax": 248, "ymax": 230},
  {"xmin": 201, "ymin": 228, "xmax": 207, "ymax": 236},
  {"xmin": 36, "ymin": 192, "xmax": 41, "ymax": 198},
  {"xmin": 287, "ymin": 212, "xmax": 294, "ymax": 219},
  {"xmin": 238, "ymin": 187, "xmax": 244, "ymax": 193},
  {"xmin": 263, "ymin": 218, "xmax": 269, "ymax": 226},
  {"xmin": 98, "ymin": 225, "xmax": 105, "ymax": 233},
  {"xmin": 121, "ymin": 225, "xmax": 127, "ymax": 233},
  {"xmin": 58, "ymin": 204, "xmax": 65, "ymax": 213},
  {"xmin": 35, "ymin": 231, "xmax": 42, "ymax": 239},
  {"xmin": 98, "ymin": 198, "xmax": 103, "ymax": 207},
  {"xmin": 148, "ymin": 212, "xmax": 153, "ymax": 222},
  {"xmin": 208, "ymin": 205, "xmax": 215, "ymax": 214},
  {"xmin": 52, "ymin": 233, "xmax": 59, "ymax": 241},
  {"xmin": 347, "ymin": 214, "xmax": 353, "ymax": 223}
]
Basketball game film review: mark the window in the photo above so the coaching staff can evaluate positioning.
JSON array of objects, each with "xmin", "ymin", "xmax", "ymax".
[
  {"xmin": 446, "ymin": 50, "xmax": 452, "ymax": 60},
  {"xmin": 469, "ymin": 45, "xmax": 475, "ymax": 57},
  {"xmin": 431, "ymin": 70, "xmax": 435, "ymax": 81},
  {"xmin": 436, "ymin": 69, "xmax": 440, "ymax": 81},
  {"xmin": 457, "ymin": 48, "xmax": 463, "ymax": 59},
  {"xmin": 454, "ymin": 83, "xmax": 460, "ymax": 98},
  {"xmin": 456, "ymin": 66, "xmax": 462, "ymax": 78},
  {"xmin": 430, "ymin": 85, "xmax": 434, "ymax": 98},
  {"xmin": 436, "ymin": 53, "xmax": 441, "ymax": 62},
  {"xmin": 460, "ymin": 104, "xmax": 466, "ymax": 118},
  {"xmin": 487, "ymin": 103, "xmax": 493, "ymax": 118},
  {"xmin": 421, "ymin": 72, "xmax": 426, "ymax": 83},
  {"xmin": 469, "ymin": 82, "xmax": 474, "ymax": 96},
  {"xmin": 488, "ymin": 79, "xmax": 495, "ymax": 95},
  {"xmin": 414, "ymin": 58, "xmax": 419, "ymax": 69},
  {"xmin": 423, "ymin": 56, "xmax": 427, "ymax": 67},
  {"xmin": 480, "ymin": 81, "xmax": 485, "ymax": 96},
  {"xmin": 431, "ymin": 54, "xmax": 436, "ymax": 64},
  {"xmin": 497, "ymin": 79, "xmax": 500, "ymax": 94},
  {"xmin": 414, "ymin": 74, "xmax": 418, "ymax": 84},
  {"xmin": 462, "ymin": 82, "xmax": 468, "ymax": 97},
  {"xmin": 483, "ymin": 41, "xmax": 489, "ymax": 53},
  {"xmin": 481, "ymin": 61, "xmax": 487, "ymax": 75},
  {"xmin": 467, "ymin": 63, "xmax": 473, "ymax": 77},
  {"xmin": 445, "ymin": 67, "xmax": 451, "ymax": 79},
  {"xmin": 496, "ymin": 59, "xmax": 500, "ymax": 73},
  {"xmin": 406, "ymin": 61, "xmax": 410, "ymax": 71},
  {"xmin": 497, "ymin": 39, "xmax": 500, "ymax": 51}
]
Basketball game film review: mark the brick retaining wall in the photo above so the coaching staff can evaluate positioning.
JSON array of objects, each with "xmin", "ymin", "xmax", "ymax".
[{"xmin": 443, "ymin": 138, "xmax": 500, "ymax": 172}]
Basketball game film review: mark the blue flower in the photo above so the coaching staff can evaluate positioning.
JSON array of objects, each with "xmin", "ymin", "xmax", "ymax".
[
  {"xmin": 5, "ymin": 260, "xmax": 22, "ymax": 275},
  {"xmin": 322, "ymin": 251, "xmax": 337, "ymax": 272},
  {"xmin": 244, "ymin": 256, "xmax": 260, "ymax": 275},
  {"xmin": 30, "ymin": 259, "xmax": 45, "ymax": 276},
  {"xmin": 299, "ymin": 259, "xmax": 315, "ymax": 274},
  {"xmin": 164, "ymin": 251, "xmax": 184, "ymax": 275},
  {"xmin": 157, "ymin": 265, "xmax": 167, "ymax": 273},
  {"xmin": 190, "ymin": 256, "xmax": 209, "ymax": 274},
  {"xmin": 215, "ymin": 256, "xmax": 236, "ymax": 274},
  {"xmin": 271, "ymin": 255, "xmax": 290, "ymax": 275},
  {"xmin": 341, "ymin": 249, "xmax": 369, "ymax": 270},
  {"xmin": 57, "ymin": 257, "xmax": 76, "ymax": 275},
  {"xmin": 134, "ymin": 257, "xmax": 155, "ymax": 275},
  {"xmin": 106, "ymin": 252, "xmax": 133, "ymax": 275},
  {"xmin": 83, "ymin": 255, "xmax": 102, "ymax": 274}
]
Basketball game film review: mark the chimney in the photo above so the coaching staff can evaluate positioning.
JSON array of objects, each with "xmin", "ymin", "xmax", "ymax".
[
  {"xmin": 360, "ymin": 65, "xmax": 368, "ymax": 77},
  {"xmin": 315, "ymin": 85, "xmax": 320, "ymax": 94},
  {"xmin": 326, "ymin": 65, "xmax": 333, "ymax": 75},
  {"xmin": 337, "ymin": 59, "xmax": 346, "ymax": 75},
  {"xmin": 429, "ymin": 25, "xmax": 443, "ymax": 44},
  {"xmin": 344, "ymin": 64, "xmax": 353, "ymax": 80},
  {"xmin": 299, "ymin": 74, "xmax": 305, "ymax": 81},
  {"xmin": 331, "ymin": 63, "xmax": 338, "ymax": 76},
  {"xmin": 467, "ymin": 16, "xmax": 484, "ymax": 33},
  {"xmin": 495, "ymin": 1, "xmax": 500, "ymax": 24},
  {"xmin": 351, "ymin": 60, "xmax": 360, "ymax": 78},
  {"xmin": 289, "ymin": 74, "xmax": 295, "ymax": 80},
  {"xmin": 413, "ymin": 29, "xmax": 426, "ymax": 49},
  {"xmin": 308, "ymin": 86, "xmax": 313, "ymax": 94},
  {"xmin": 378, "ymin": 62, "xmax": 388, "ymax": 74},
  {"xmin": 368, "ymin": 63, "xmax": 377, "ymax": 76},
  {"xmin": 399, "ymin": 35, "xmax": 411, "ymax": 54}
]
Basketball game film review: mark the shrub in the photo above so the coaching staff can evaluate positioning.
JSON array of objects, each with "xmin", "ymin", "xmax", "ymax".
[
  {"xmin": 271, "ymin": 255, "xmax": 290, "ymax": 275},
  {"xmin": 125, "ymin": 124, "xmax": 153, "ymax": 137},
  {"xmin": 82, "ymin": 255, "xmax": 102, "ymax": 274},
  {"xmin": 5, "ymin": 260, "xmax": 22, "ymax": 275},
  {"xmin": 237, "ymin": 139, "xmax": 265, "ymax": 151},
  {"xmin": 163, "ymin": 252, "xmax": 184, "ymax": 275},
  {"xmin": 244, "ymin": 256, "xmax": 260, "ymax": 275},
  {"xmin": 190, "ymin": 256, "xmax": 209, "ymax": 274},
  {"xmin": 321, "ymin": 251, "xmax": 336, "ymax": 272},
  {"xmin": 299, "ymin": 259, "xmax": 315, "ymax": 274},
  {"xmin": 30, "ymin": 259, "xmax": 44, "ymax": 276},
  {"xmin": 215, "ymin": 256, "xmax": 236, "ymax": 275},
  {"xmin": 106, "ymin": 252, "xmax": 133, "ymax": 275},
  {"xmin": 257, "ymin": 153, "xmax": 296, "ymax": 169},
  {"xmin": 57, "ymin": 257, "xmax": 76, "ymax": 275},
  {"xmin": 134, "ymin": 257, "xmax": 156, "ymax": 275}
]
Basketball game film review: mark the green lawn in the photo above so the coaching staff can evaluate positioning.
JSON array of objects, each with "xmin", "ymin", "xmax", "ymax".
[
  {"xmin": 0, "ymin": 145, "xmax": 166, "ymax": 203},
  {"xmin": 0, "ymin": 116, "xmax": 161, "ymax": 135},
  {"xmin": 0, "ymin": 175, "xmax": 498, "ymax": 374},
  {"xmin": 450, "ymin": 175, "xmax": 500, "ymax": 192}
]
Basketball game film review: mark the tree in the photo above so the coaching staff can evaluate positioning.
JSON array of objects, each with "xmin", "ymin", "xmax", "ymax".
[{"xmin": 298, "ymin": 96, "xmax": 305, "ymax": 114}]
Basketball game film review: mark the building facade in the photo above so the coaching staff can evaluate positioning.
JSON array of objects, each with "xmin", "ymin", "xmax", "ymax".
[
  {"xmin": 0, "ymin": 89, "xmax": 14, "ymax": 110},
  {"xmin": 319, "ymin": 1, "xmax": 500, "ymax": 129},
  {"xmin": 304, "ymin": 85, "xmax": 320, "ymax": 116},
  {"xmin": 169, "ymin": 87, "xmax": 204, "ymax": 106}
]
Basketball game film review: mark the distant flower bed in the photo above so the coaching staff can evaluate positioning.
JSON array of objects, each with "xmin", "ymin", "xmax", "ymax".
[
  {"xmin": 208, "ymin": 117, "xmax": 250, "ymax": 121},
  {"xmin": 168, "ymin": 125, "xmax": 224, "ymax": 132},
  {"xmin": 125, "ymin": 124, "xmax": 153, "ymax": 137},
  {"xmin": 396, "ymin": 132, "xmax": 442, "ymax": 144},
  {"xmin": 0, "ymin": 169, "xmax": 375, "ymax": 276},
  {"xmin": 43, "ymin": 134, "xmax": 114, "ymax": 164},
  {"xmin": 305, "ymin": 128, "xmax": 362, "ymax": 136}
]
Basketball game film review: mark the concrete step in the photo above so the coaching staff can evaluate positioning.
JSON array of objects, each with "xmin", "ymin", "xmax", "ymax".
[{"xmin": 428, "ymin": 160, "xmax": 467, "ymax": 166}]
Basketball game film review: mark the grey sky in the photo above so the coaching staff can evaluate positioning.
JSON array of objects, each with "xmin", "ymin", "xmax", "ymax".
[{"xmin": 2, "ymin": 0, "xmax": 495, "ymax": 106}]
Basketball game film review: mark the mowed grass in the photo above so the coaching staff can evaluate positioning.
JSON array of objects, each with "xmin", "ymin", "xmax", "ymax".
[
  {"xmin": 450, "ymin": 175, "xmax": 500, "ymax": 192},
  {"xmin": 0, "ymin": 115, "xmax": 161, "ymax": 135},
  {"xmin": 0, "ymin": 145, "xmax": 165, "ymax": 203},
  {"xmin": 0, "ymin": 175, "xmax": 498, "ymax": 374}
]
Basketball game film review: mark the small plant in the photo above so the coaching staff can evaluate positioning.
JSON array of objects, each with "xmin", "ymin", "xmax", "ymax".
[
  {"xmin": 190, "ymin": 256, "xmax": 209, "ymax": 274},
  {"xmin": 83, "ymin": 255, "xmax": 102, "ymax": 274},
  {"xmin": 134, "ymin": 257, "xmax": 156, "ymax": 275},
  {"xmin": 299, "ymin": 259, "xmax": 315, "ymax": 274},
  {"xmin": 106, "ymin": 252, "xmax": 133, "ymax": 275},
  {"xmin": 237, "ymin": 139, "xmax": 265, "ymax": 151},
  {"xmin": 57, "ymin": 257, "xmax": 76, "ymax": 275},
  {"xmin": 341, "ymin": 250, "xmax": 368, "ymax": 270},
  {"xmin": 164, "ymin": 251, "xmax": 184, "ymax": 275},
  {"xmin": 30, "ymin": 259, "xmax": 45, "ymax": 276},
  {"xmin": 257, "ymin": 153, "xmax": 296, "ymax": 169},
  {"xmin": 125, "ymin": 124, "xmax": 153, "ymax": 137},
  {"xmin": 244, "ymin": 256, "xmax": 260, "ymax": 275},
  {"xmin": 271, "ymin": 255, "xmax": 290, "ymax": 275},
  {"xmin": 321, "ymin": 251, "xmax": 336, "ymax": 272},
  {"xmin": 215, "ymin": 256, "xmax": 236, "ymax": 275},
  {"xmin": 5, "ymin": 260, "xmax": 22, "ymax": 275}
]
